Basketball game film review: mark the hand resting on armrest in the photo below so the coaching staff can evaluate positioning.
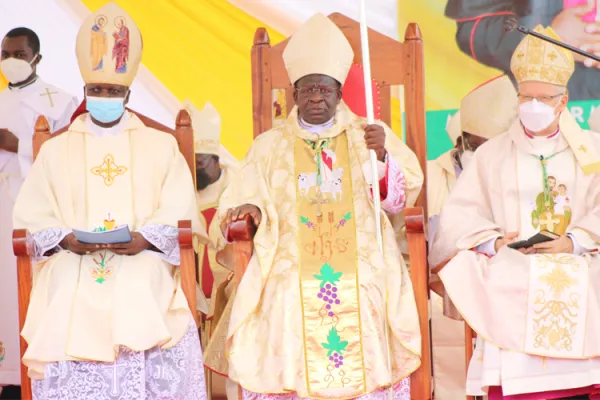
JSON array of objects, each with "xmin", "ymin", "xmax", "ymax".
[{"xmin": 220, "ymin": 204, "xmax": 262, "ymax": 238}]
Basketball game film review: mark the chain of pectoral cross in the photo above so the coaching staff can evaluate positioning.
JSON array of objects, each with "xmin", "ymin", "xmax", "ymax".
[
  {"xmin": 305, "ymin": 137, "xmax": 332, "ymax": 217},
  {"xmin": 538, "ymin": 153, "xmax": 557, "ymax": 208}
]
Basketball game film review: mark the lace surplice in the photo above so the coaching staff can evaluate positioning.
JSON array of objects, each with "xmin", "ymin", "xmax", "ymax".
[{"xmin": 32, "ymin": 319, "xmax": 206, "ymax": 400}]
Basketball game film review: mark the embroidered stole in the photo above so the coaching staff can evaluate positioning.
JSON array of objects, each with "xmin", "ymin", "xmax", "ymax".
[
  {"xmin": 294, "ymin": 133, "xmax": 365, "ymax": 395},
  {"xmin": 516, "ymin": 147, "xmax": 589, "ymax": 359}
]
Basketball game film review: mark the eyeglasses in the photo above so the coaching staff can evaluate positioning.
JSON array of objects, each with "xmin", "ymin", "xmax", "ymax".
[
  {"xmin": 517, "ymin": 93, "xmax": 564, "ymax": 103},
  {"xmin": 295, "ymin": 86, "xmax": 338, "ymax": 97}
]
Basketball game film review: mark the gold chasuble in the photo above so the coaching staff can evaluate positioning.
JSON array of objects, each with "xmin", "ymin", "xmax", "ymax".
[
  {"xmin": 215, "ymin": 103, "xmax": 422, "ymax": 399},
  {"xmin": 13, "ymin": 113, "xmax": 206, "ymax": 378}
]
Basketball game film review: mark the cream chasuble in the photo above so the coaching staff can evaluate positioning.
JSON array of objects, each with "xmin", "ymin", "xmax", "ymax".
[
  {"xmin": 430, "ymin": 111, "xmax": 600, "ymax": 396},
  {"xmin": 13, "ymin": 112, "xmax": 206, "ymax": 379},
  {"xmin": 213, "ymin": 103, "xmax": 422, "ymax": 399}
]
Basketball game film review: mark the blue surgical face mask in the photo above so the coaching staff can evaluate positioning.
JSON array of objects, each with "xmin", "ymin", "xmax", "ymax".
[{"xmin": 86, "ymin": 95, "xmax": 126, "ymax": 123}]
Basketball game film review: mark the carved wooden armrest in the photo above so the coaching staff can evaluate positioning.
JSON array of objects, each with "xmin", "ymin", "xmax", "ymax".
[
  {"xmin": 177, "ymin": 220, "xmax": 199, "ymax": 325},
  {"xmin": 224, "ymin": 215, "xmax": 257, "ymax": 288},
  {"xmin": 228, "ymin": 214, "xmax": 258, "ymax": 242},
  {"xmin": 404, "ymin": 207, "xmax": 424, "ymax": 234},
  {"xmin": 12, "ymin": 229, "xmax": 34, "ymax": 258}
]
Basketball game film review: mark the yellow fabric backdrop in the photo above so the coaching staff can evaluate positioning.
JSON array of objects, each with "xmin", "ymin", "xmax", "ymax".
[
  {"xmin": 81, "ymin": 0, "xmax": 285, "ymax": 159},
  {"xmin": 398, "ymin": 0, "xmax": 500, "ymax": 111},
  {"xmin": 0, "ymin": 71, "xmax": 7, "ymax": 90}
]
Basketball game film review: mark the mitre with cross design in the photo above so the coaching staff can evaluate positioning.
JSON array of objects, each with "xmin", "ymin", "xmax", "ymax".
[{"xmin": 510, "ymin": 25, "xmax": 575, "ymax": 86}]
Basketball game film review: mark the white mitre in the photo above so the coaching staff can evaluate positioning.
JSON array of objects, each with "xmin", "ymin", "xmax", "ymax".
[
  {"xmin": 461, "ymin": 75, "xmax": 518, "ymax": 139},
  {"xmin": 184, "ymin": 99, "xmax": 238, "ymax": 169},
  {"xmin": 283, "ymin": 13, "xmax": 354, "ymax": 84},
  {"xmin": 76, "ymin": 2, "xmax": 143, "ymax": 86}
]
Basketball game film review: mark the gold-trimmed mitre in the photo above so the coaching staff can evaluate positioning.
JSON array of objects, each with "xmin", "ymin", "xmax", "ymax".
[
  {"xmin": 461, "ymin": 75, "xmax": 518, "ymax": 139},
  {"xmin": 184, "ymin": 100, "xmax": 221, "ymax": 155},
  {"xmin": 510, "ymin": 25, "xmax": 574, "ymax": 86},
  {"xmin": 283, "ymin": 13, "xmax": 354, "ymax": 84},
  {"xmin": 76, "ymin": 2, "xmax": 143, "ymax": 87}
]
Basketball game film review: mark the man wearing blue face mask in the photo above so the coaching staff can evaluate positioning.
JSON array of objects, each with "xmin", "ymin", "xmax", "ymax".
[
  {"xmin": 430, "ymin": 25, "xmax": 600, "ymax": 399},
  {"xmin": 0, "ymin": 27, "xmax": 77, "ymax": 399},
  {"xmin": 11, "ymin": 3, "xmax": 208, "ymax": 399}
]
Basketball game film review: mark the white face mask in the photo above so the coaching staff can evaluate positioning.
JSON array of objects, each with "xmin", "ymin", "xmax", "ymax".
[
  {"xmin": 0, "ymin": 56, "xmax": 37, "ymax": 84},
  {"xmin": 519, "ymin": 99, "xmax": 559, "ymax": 133}
]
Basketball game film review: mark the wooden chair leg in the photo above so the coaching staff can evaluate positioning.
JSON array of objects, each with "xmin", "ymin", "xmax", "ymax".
[
  {"xmin": 206, "ymin": 367, "xmax": 213, "ymax": 400},
  {"xmin": 465, "ymin": 323, "xmax": 475, "ymax": 400},
  {"xmin": 13, "ymin": 230, "xmax": 33, "ymax": 400}
]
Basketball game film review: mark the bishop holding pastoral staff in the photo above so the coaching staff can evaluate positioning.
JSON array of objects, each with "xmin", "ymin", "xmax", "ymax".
[
  {"xmin": 430, "ymin": 25, "xmax": 600, "ymax": 399},
  {"xmin": 215, "ymin": 13, "xmax": 423, "ymax": 400}
]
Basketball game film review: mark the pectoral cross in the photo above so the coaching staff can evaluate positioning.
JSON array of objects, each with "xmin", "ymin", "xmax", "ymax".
[
  {"xmin": 309, "ymin": 190, "xmax": 330, "ymax": 217},
  {"xmin": 540, "ymin": 212, "xmax": 560, "ymax": 232},
  {"xmin": 40, "ymin": 88, "xmax": 58, "ymax": 108}
]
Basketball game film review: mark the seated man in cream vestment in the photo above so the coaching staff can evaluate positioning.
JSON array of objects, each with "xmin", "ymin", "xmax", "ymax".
[
  {"xmin": 12, "ymin": 3, "xmax": 208, "ymax": 399},
  {"xmin": 215, "ymin": 13, "xmax": 423, "ymax": 400},
  {"xmin": 185, "ymin": 100, "xmax": 240, "ymax": 400},
  {"xmin": 427, "ymin": 75, "xmax": 518, "ymax": 400},
  {"xmin": 430, "ymin": 25, "xmax": 600, "ymax": 399}
]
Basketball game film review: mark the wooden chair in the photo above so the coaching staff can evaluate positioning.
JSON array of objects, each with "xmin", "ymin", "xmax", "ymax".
[
  {"xmin": 12, "ymin": 110, "xmax": 198, "ymax": 400},
  {"xmin": 224, "ymin": 13, "xmax": 432, "ymax": 399}
]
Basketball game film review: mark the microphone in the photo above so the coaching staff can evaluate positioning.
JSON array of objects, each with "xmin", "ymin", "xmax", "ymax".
[{"xmin": 504, "ymin": 17, "xmax": 600, "ymax": 62}]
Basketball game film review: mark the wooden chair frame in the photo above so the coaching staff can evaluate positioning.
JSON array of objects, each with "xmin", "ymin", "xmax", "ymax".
[
  {"xmin": 226, "ymin": 13, "xmax": 432, "ymax": 399},
  {"xmin": 12, "ymin": 110, "xmax": 199, "ymax": 400}
]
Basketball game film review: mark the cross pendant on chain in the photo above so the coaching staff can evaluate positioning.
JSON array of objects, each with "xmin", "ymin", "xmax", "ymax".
[{"xmin": 309, "ymin": 190, "xmax": 330, "ymax": 217}]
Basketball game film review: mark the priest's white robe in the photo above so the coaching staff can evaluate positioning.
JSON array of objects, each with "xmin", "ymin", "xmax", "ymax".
[
  {"xmin": 13, "ymin": 111, "xmax": 208, "ymax": 399},
  {"xmin": 0, "ymin": 78, "xmax": 77, "ymax": 386},
  {"xmin": 430, "ymin": 112, "xmax": 600, "ymax": 398}
]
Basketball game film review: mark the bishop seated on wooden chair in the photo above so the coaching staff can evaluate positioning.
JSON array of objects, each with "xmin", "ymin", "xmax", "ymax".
[
  {"xmin": 430, "ymin": 25, "xmax": 600, "ymax": 400},
  {"xmin": 12, "ymin": 3, "xmax": 208, "ymax": 399},
  {"xmin": 214, "ymin": 13, "xmax": 423, "ymax": 400}
]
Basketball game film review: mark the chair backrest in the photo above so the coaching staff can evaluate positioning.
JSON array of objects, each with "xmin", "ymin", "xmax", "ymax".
[
  {"xmin": 33, "ymin": 110, "xmax": 196, "ymax": 180},
  {"xmin": 250, "ymin": 12, "xmax": 427, "ymax": 212}
]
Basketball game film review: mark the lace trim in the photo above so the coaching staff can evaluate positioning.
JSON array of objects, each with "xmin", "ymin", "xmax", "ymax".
[
  {"xmin": 138, "ymin": 225, "xmax": 180, "ymax": 266},
  {"xmin": 32, "ymin": 228, "xmax": 70, "ymax": 260},
  {"xmin": 242, "ymin": 377, "xmax": 410, "ymax": 400},
  {"xmin": 32, "ymin": 319, "xmax": 207, "ymax": 400},
  {"xmin": 380, "ymin": 155, "xmax": 407, "ymax": 215}
]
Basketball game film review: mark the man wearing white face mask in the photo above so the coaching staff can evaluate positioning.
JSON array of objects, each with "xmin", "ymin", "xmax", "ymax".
[
  {"xmin": 426, "ymin": 74, "xmax": 518, "ymax": 400},
  {"xmin": 0, "ymin": 27, "xmax": 76, "ymax": 398},
  {"xmin": 11, "ymin": 4, "xmax": 208, "ymax": 399},
  {"xmin": 430, "ymin": 25, "xmax": 600, "ymax": 399}
]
